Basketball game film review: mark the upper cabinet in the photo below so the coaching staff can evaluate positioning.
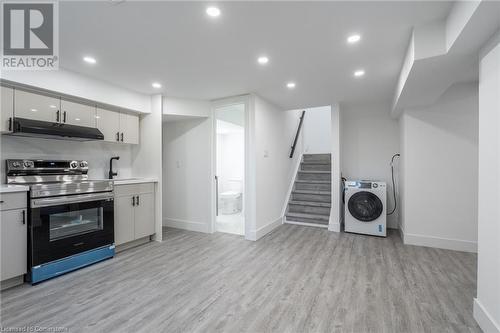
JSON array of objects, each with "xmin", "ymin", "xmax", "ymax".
[
  {"xmin": 96, "ymin": 108, "xmax": 120, "ymax": 142},
  {"xmin": 1, "ymin": 86, "xmax": 14, "ymax": 133},
  {"xmin": 60, "ymin": 100, "xmax": 96, "ymax": 128},
  {"xmin": 1, "ymin": 84, "xmax": 140, "ymax": 144},
  {"xmin": 96, "ymin": 108, "xmax": 139, "ymax": 144},
  {"xmin": 14, "ymin": 90, "xmax": 60, "ymax": 123},
  {"xmin": 119, "ymin": 113, "xmax": 139, "ymax": 144}
]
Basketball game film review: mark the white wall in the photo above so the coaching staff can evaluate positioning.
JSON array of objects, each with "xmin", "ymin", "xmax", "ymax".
[
  {"xmin": 474, "ymin": 37, "xmax": 500, "ymax": 333},
  {"xmin": 162, "ymin": 118, "xmax": 212, "ymax": 233},
  {"xmin": 340, "ymin": 102, "xmax": 400, "ymax": 229},
  {"xmin": 163, "ymin": 97, "xmax": 210, "ymax": 117},
  {"xmin": 0, "ymin": 135, "xmax": 133, "ymax": 180},
  {"xmin": 302, "ymin": 106, "xmax": 332, "ymax": 154},
  {"xmin": 400, "ymin": 82, "xmax": 478, "ymax": 253},
  {"xmin": 251, "ymin": 95, "xmax": 301, "ymax": 239},
  {"xmin": 2, "ymin": 69, "xmax": 151, "ymax": 113}
]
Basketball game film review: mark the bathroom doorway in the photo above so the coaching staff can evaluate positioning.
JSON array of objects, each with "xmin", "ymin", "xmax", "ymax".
[{"xmin": 214, "ymin": 102, "xmax": 245, "ymax": 235}]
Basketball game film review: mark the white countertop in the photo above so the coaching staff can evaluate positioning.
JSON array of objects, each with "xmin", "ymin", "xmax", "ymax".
[
  {"xmin": 0, "ymin": 185, "xmax": 30, "ymax": 193},
  {"xmin": 112, "ymin": 178, "xmax": 158, "ymax": 186}
]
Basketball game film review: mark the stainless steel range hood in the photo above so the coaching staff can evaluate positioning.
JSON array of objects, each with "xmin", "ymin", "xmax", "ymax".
[{"xmin": 9, "ymin": 117, "xmax": 104, "ymax": 141}]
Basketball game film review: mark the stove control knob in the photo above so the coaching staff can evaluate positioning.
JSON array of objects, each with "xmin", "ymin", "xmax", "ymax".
[
  {"xmin": 70, "ymin": 161, "xmax": 78, "ymax": 169},
  {"xmin": 80, "ymin": 161, "xmax": 88, "ymax": 168},
  {"xmin": 23, "ymin": 161, "xmax": 33, "ymax": 168},
  {"xmin": 12, "ymin": 161, "xmax": 21, "ymax": 168}
]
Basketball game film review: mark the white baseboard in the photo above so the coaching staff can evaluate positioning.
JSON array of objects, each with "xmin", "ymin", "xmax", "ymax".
[
  {"xmin": 474, "ymin": 298, "xmax": 500, "ymax": 333},
  {"xmin": 247, "ymin": 216, "xmax": 283, "ymax": 241},
  {"xmin": 401, "ymin": 229, "xmax": 477, "ymax": 253},
  {"xmin": 163, "ymin": 218, "xmax": 209, "ymax": 233}
]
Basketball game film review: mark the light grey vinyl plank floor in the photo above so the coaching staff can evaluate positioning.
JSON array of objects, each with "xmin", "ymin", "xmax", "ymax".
[{"xmin": 0, "ymin": 225, "xmax": 480, "ymax": 333}]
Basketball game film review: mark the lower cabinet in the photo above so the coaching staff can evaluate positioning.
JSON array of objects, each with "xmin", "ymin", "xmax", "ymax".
[
  {"xmin": 114, "ymin": 183, "xmax": 155, "ymax": 246},
  {"xmin": 0, "ymin": 192, "xmax": 27, "ymax": 288}
]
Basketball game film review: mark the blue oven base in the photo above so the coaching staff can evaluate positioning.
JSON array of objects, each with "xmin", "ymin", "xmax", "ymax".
[{"xmin": 30, "ymin": 245, "xmax": 115, "ymax": 284}]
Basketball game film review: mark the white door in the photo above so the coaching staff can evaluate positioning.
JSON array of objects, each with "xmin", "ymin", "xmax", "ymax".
[
  {"xmin": 134, "ymin": 192, "xmax": 155, "ymax": 239},
  {"xmin": 96, "ymin": 108, "xmax": 121, "ymax": 142},
  {"xmin": 0, "ymin": 209, "xmax": 27, "ymax": 281},
  {"xmin": 120, "ymin": 113, "xmax": 139, "ymax": 144},
  {"xmin": 1, "ymin": 86, "xmax": 14, "ymax": 133},
  {"xmin": 114, "ymin": 195, "xmax": 135, "ymax": 245},
  {"xmin": 14, "ymin": 90, "xmax": 60, "ymax": 123},
  {"xmin": 61, "ymin": 100, "xmax": 96, "ymax": 127}
]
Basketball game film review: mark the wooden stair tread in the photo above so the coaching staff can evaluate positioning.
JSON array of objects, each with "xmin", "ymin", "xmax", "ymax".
[
  {"xmin": 289, "ymin": 200, "xmax": 331, "ymax": 207},
  {"xmin": 286, "ymin": 212, "xmax": 329, "ymax": 220},
  {"xmin": 293, "ymin": 190, "xmax": 331, "ymax": 195}
]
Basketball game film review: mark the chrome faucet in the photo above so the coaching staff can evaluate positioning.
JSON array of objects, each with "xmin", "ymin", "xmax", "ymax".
[{"xmin": 108, "ymin": 156, "xmax": 120, "ymax": 179}]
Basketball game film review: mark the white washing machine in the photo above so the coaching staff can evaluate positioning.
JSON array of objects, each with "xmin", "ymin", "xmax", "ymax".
[{"xmin": 344, "ymin": 180, "xmax": 386, "ymax": 237}]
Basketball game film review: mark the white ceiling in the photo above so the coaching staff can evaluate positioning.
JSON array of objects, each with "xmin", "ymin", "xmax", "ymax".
[{"xmin": 59, "ymin": 1, "xmax": 453, "ymax": 110}]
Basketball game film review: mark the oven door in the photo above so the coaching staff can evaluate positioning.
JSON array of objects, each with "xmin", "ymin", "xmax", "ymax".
[{"xmin": 30, "ymin": 192, "xmax": 114, "ymax": 267}]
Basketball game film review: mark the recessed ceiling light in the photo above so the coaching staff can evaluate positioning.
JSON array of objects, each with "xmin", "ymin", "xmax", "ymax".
[
  {"xmin": 152, "ymin": 82, "xmax": 162, "ymax": 89},
  {"xmin": 257, "ymin": 56, "xmax": 269, "ymax": 65},
  {"xmin": 30, "ymin": 108, "xmax": 37, "ymax": 112},
  {"xmin": 354, "ymin": 69, "xmax": 365, "ymax": 77},
  {"xmin": 347, "ymin": 34, "xmax": 361, "ymax": 44},
  {"xmin": 206, "ymin": 6, "xmax": 221, "ymax": 17},
  {"xmin": 83, "ymin": 56, "xmax": 96, "ymax": 64},
  {"xmin": 75, "ymin": 118, "xmax": 81, "ymax": 121},
  {"xmin": 49, "ymin": 105, "xmax": 57, "ymax": 109},
  {"xmin": 286, "ymin": 82, "xmax": 296, "ymax": 89},
  {"xmin": 95, "ymin": 115, "xmax": 101, "ymax": 119}
]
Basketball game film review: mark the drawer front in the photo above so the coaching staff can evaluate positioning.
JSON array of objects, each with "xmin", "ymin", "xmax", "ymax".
[
  {"xmin": 114, "ymin": 183, "xmax": 154, "ymax": 197},
  {"xmin": 0, "ymin": 192, "xmax": 27, "ymax": 211}
]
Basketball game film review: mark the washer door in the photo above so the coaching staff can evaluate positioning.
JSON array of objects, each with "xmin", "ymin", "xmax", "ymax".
[{"xmin": 348, "ymin": 191, "xmax": 383, "ymax": 222}]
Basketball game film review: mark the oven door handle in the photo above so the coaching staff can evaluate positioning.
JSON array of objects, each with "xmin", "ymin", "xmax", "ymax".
[{"xmin": 31, "ymin": 192, "xmax": 114, "ymax": 208}]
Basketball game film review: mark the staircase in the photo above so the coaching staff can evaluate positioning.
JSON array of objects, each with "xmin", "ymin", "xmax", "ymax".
[{"xmin": 285, "ymin": 154, "xmax": 332, "ymax": 228}]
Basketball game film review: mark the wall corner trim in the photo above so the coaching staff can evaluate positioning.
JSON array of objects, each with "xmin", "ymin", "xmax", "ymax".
[
  {"xmin": 162, "ymin": 218, "xmax": 210, "ymax": 234},
  {"xmin": 328, "ymin": 222, "xmax": 341, "ymax": 233},
  {"xmin": 474, "ymin": 298, "xmax": 500, "ymax": 333},
  {"xmin": 247, "ymin": 216, "xmax": 283, "ymax": 241}
]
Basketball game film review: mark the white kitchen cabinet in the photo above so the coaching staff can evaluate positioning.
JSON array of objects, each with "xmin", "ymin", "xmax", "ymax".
[
  {"xmin": 114, "ymin": 182, "xmax": 155, "ymax": 246},
  {"xmin": 96, "ymin": 108, "xmax": 121, "ymax": 142},
  {"xmin": 14, "ymin": 89, "xmax": 60, "ymax": 123},
  {"xmin": 0, "ymin": 191, "xmax": 27, "ymax": 288},
  {"xmin": 60, "ymin": 100, "xmax": 96, "ymax": 127},
  {"xmin": 1, "ymin": 86, "xmax": 14, "ymax": 133},
  {"xmin": 119, "ymin": 113, "xmax": 139, "ymax": 144},
  {"xmin": 114, "ymin": 195, "xmax": 135, "ymax": 245},
  {"xmin": 134, "ymin": 192, "xmax": 154, "ymax": 239}
]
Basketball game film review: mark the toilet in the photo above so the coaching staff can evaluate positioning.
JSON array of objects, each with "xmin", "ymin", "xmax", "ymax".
[
  {"xmin": 219, "ymin": 179, "xmax": 243, "ymax": 215},
  {"xmin": 219, "ymin": 191, "xmax": 242, "ymax": 214}
]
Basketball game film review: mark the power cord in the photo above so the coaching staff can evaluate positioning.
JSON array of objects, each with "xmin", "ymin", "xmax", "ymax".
[{"xmin": 387, "ymin": 153, "xmax": 400, "ymax": 215}]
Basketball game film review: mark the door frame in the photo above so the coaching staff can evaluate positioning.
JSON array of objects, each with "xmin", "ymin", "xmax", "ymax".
[{"xmin": 210, "ymin": 95, "xmax": 251, "ymax": 238}]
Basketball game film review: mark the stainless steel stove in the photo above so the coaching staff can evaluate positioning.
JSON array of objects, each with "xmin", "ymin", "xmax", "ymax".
[{"xmin": 6, "ymin": 159, "xmax": 115, "ymax": 284}]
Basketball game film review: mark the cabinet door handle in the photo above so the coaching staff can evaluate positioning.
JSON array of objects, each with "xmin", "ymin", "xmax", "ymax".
[
  {"xmin": 8, "ymin": 117, "xmax": 12, "ymax": 131},
  {"xmin": 121, "ymin": 133, "xmax": 124, "ymax": 142},
  {"xmin": 63, "ymin": 111, "xmax": 67, "ymax": 123},
  {"xmin": 132, "ymin": 196, "xmax": 135, "ymax": 206},
  {"xmin": 56, "ymin": 110, "xmax": 60, "ymax": 122},
  {"xmin": 22, "ymin": 210, "xmax": 25, "ymax": 224},
  {"xmin": 136, "ymin": 195, "xmax": 139, "ymax": 206},
  {"xmin": 116, "ymin": 132, "xmax": 120, "ymax": 141}
]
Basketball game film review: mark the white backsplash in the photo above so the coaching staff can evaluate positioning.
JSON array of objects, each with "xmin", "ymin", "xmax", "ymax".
[{"xmin": 0, "ymin": 135, "xmax": 133, "ymax": 182}]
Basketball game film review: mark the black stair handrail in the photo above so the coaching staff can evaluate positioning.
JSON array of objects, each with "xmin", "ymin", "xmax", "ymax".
[{"xmin": 289, "ymin": 110, "xmax": 306, "ymax": 158}]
